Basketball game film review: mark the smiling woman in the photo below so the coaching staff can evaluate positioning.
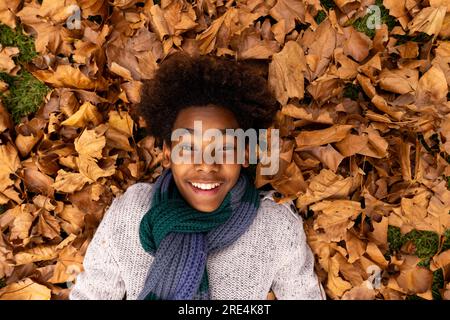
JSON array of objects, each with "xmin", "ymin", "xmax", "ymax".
[
  {"xmin": 162, "ymin": 105, "xmax": 244, "ymax": 213},
  {"xmin": 69, "ymin": 52, "xmax": 325, "ymax": 301}
]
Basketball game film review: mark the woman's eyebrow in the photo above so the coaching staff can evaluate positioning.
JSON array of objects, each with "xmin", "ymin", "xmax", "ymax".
[{"xmin": 182, "ymin": 128, "xmax": 231, "ymax": 135}]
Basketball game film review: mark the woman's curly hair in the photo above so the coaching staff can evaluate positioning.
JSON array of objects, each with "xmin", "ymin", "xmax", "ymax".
[{"xmin": 134, "ymin": 52, "xmax": 279, "ymax": 148}]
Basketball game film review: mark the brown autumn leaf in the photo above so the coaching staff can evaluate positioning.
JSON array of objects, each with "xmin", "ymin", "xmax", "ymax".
[
  {"xmin": 326, "ymin": 253, "xmax": 353, "ymax": 298},
  {"xmin": 0, "ymin": 0, "xmax": 449, "ymax": 300},
  {"xmin": 346, "ymin": 230, "xmax": 367, "ymax": 264},
  {"xmin": 34, "ymin": 210, "xmax": 61, "ymax": 240},
  {"xmin": 32, "ymin": 65, "xmax": 109, "ymax": 91},
  {"xmin": 58, "ymin": 204, "xmax": 85, "ymax": 235},
  {"xmin": 342, "ymin": 26, "xmax": 372, "ymax": 63},
  {"xmin": 299, "ymin": 19, "xmax": 336, "ymax": 81},
  {"xmin": 408, "ymin": 5, "xmax": 447, "ymax": 35},
  {"xmin": 16, "ymin": 0, "xmax": 78, "ymax": 55},
  {"xmin": 0, "ymin": 142, "xmax": 21, "ymax": 192},
  {"xmin": 268, "ymin": 0, "xmax": 305, "ymax": 43},
  {"xmin": 9, "ymin": 205, "xmax": 34, "ymax": 242},
  {"xmin": 51, "ymin": 169, "xmax": 93, "ymax": 193},
  {"xmin": 0, "ymin": 278, "xmax": 52, "ymax": 300},
  {"xmin": 268, "ymin": 41, "xmax": 306, "ymax": 106},
  {"xmin": 378, "ymin": 67, "xmax": 418, "ymax": 94},
  {"xmin": 0, "ymin": 45, "xmax": 20, "ymax": 74},
  {"xmin": 311, "ymin": 200, "xmax": 361, "ymax": 242},
  {"xmin": 60, "ymin": 101, "xmax": 103, "ymax": 128},
  {"xmin": 236, "ymin": 24, "xmax": 280, "ymax": 60},
  {"xmin": 108, "ymin": 110, "xmax": 134, "ymax": 137},
  {"xmin": 297, "ymin": 169, "xmax": 354, "ymax": 207},
  {"xmin": 281, "ymin": 103, "xmax": 335, "ymax": 124},
  {"xmin": 0, "ymin": 0, "xmax": 21, "ymax": 28},
  {"xmin": 295, "ymin": 124, "xmax": 354, "ymax": 150},
  {"xmin": 48, "ymin": 244, "xmax": 84, "ymax": 283},
  {"xmin": 430, "ymin": 249, "xmax": 450, "ymax": 271},
  {"xmin": 14, "ymin": 244, "xmax": 58, "ymax": 265},
  {"xmin": 396, "ymin": 255, "xmax": 433, "ymax": 294},
  {"xmin": 23, "ymin": 168, "xmax": 55, "ymax": 197},
  {"xmin": 341, "ymin": 284, "xmax": 376, "ymax": 300},
  {"xmin": 303, "ymin": 144, "xmax": 345, "ymax": 173},
  {"xmin": 0, "ymin": 101, "xmax": 13, "ymax": 133},
  {"xmin": 415, "ymin": 65, "xmax": 448, "ymax": 107}
]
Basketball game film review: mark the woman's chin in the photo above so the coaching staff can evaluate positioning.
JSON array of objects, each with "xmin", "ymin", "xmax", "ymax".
[{"xmin": 191, "ymin": 202, "xmax": 221, "ymax": 213}]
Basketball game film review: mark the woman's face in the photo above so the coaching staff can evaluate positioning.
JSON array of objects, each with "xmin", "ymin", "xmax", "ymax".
[{"xmin": 162, "ymin": 105, "xmax": 249, "ymax": 212}]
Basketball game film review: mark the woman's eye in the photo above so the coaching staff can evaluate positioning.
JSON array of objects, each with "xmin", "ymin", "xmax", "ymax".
[
  {"xmin": 181, "ymin": 144, "xmax": 194, "ymax": 151},
  {"xmin": 218, "ymin": 145, "xmax": 235, "ymax": 152}
]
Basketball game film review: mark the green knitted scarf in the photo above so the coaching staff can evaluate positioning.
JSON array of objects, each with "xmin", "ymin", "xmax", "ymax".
[{"xmin": 138, "ymin": 168, "xmax": 260, "ymax": 300}]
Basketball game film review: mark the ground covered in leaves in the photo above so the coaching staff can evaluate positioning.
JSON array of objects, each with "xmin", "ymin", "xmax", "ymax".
[{"xmin": 0, "ymin": 0, "xmax": 449, "ymax": 300}]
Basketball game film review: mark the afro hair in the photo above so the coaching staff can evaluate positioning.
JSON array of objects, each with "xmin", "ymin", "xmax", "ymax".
[{"xmin": 134, "ymin": 52, "xmax": 279, "ymax": 148}]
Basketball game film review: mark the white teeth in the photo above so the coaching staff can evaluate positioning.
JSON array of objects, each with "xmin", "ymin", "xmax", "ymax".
[{"xmin": 191, "ymin": 182, "xmax": 221, "ymax": 190}]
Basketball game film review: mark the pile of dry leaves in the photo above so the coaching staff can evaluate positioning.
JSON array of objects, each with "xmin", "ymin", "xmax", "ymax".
[{"xmin": 0, "ymin": 0, "xmax": 449, "ymax": 300}]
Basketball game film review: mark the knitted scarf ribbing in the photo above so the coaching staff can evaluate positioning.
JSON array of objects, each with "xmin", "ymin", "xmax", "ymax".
[{"xmin": 137, "ymin": 168, "xmax": 260, "ymax": 300}]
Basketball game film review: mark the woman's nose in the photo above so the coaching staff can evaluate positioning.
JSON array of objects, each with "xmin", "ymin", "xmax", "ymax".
[{"xmin": 194, "ymin": 159, "xmax": 219, "ymax": 172}]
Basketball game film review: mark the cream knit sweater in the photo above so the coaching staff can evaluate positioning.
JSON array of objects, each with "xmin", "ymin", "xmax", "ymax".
[{"xmin": 69, "ymin": 182, "xmax": 326, "ymax": 300}]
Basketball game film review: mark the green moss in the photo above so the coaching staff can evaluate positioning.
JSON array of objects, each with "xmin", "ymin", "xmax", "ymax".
[
  {"xmin": 408, "ymin": 230, "xmax": 440, "ymax": 259},
  {"xmin": 0, "ymin": 24, "xmax": 37, "ymax": 64},
  {"xmin": 406, "ymin": 294, "xmax": 425, "ymax": 300},
  {"xmin": 350, "ymin": 0, "xmax": 397, "ymax": 38},
  {"xmin": 320, "ymin": 0, "xmax": 336, "ymax": 10},
  {"xmin": 442, "ymin": 229, "xmax": 450, "ymax": 252},
  {"xmin": 387, "ymin": 226, "xmax": 449, "ymax": 299},
  {"xmin": 0, "ymin": 70, "xmax": 50, "ymax": 124},
  {"xmin": 0, "ymin": 205, "xmax": 5, "ymax": 214},
  {"xmin": 0, "ymin": 278, "xmax": 5, "ymax": 289},
  {"xmin": 315, "ymin": 10, "xmax": 327, "ymax": 25},
  {"xmin": 387, "ymin": 225, "xmax": 405, "ymax": 253},
  {"xmin": 0, "ymin": 23, "xmax": 49, "ymax": 124},
  {"xmin": 432, "ymin": 269, "xmax": 444, "ymax": 300},
  {"xmin": 387, "ymin": 226, "xmax": 440, "ymax": 260},
  {"xmin": 343, "ymin": 83, "xmax": 361, "ymax": 100},
  {"xmin": 393, "ymin": 32, "xmax": 433, "ymax": 46}
]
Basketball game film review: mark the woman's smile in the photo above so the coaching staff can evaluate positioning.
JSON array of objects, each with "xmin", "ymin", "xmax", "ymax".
[{"xmin": 187, "ymin": 180, "xmax": 224, "ymax": 196}]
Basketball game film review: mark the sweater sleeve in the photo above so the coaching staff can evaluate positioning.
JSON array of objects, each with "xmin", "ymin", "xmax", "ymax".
[
  {"xmin": 69, "ymin": 196, "xmax": 126, "ymax": 300},
  {"xmin": 271, "ymin": 204, "xmax": 326, "ymax": 300}
]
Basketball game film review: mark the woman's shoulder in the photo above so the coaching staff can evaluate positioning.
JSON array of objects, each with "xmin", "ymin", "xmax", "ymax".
[
  {"xmin": 255, "ymin": 190, "xmax": 305, "ymax": 239},
  {"xmin": 112, "ymin": 181, "xmax": 154, "ymax": 210},
  {"xmin": 258, "ymin": 190, "xmax": 302, "ymax": 223},
  {"xmin": 101, "ymin": 182, "xmax": 155, "ymax": 229}
]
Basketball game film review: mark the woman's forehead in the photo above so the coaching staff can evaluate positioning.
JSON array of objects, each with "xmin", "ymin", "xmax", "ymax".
[{"xmin": 173, "ymin": 105, "xmax": 239, "ymax": 130}]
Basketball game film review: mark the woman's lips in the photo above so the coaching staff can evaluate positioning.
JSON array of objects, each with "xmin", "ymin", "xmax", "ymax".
[{"xmin": 187, "ymin": 181, "xmax": 223, "ymax": 195}]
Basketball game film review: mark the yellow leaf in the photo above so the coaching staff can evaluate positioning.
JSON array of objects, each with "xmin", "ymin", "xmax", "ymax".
[
  {"xmin": 48, "ymin": 245, "xmax": 84, "ymax": 284},
  {"xmin": 0, "ymin": 278, "xmax": 51, "ymax": 300},
  {"xmin": 9, "ymin": 205, "xmax": 34, "ymax": 241},
  {"xmin": 14, "ymin": 245, "xmax": 58, "ymax": 265},
  {"xmin": 58, "ymin": 205, "xmax": 85, "ymax": 235},
  {"xmin": 415, "ymin": 65, "xmax": 448, "ymax": 106},
  {"xmin": 108, "ymin": 110, "xmax": 134, "ymax": 137},
  {"xmin": 297, "ymin": 169, "xmax": 354, "ymax": 206},
  {"xmin": 295, "ymin": 125, "xmax": 353, "ymax": 150},
  {"xmin": 0, "ymin": 46, "xmax": 20, "ymax": 74},
  {"xmin": 312, "ymin": 200, "xmax": 361, "ymax": 242},
  {"xmin": 268, "ymin": 41, "xmax": 306, "ymax": 106},
  {"xmin": 75, "ymin": 128, "xmax": 106, "ymax": 159},
  {"xmin": 32, "ymin": 64, "xmax": 108, "ymax": 90},
  {"xmin": 60, "ymin": 102, "xmax": 103, "ymax": 128},
  {"xmin": 269, "ymin": 0, "xmax": 305, "ymax": 42},
  {"xmin": 51, "ymin": 169, "xmax": 92, "ymax": 193},
  {"xmin": 408, "ymin": 5, "xmax": 447, "ymax": 35},
  {"xmin": 0, "ymin": 143, "xmax": 21, "ymax": 193},
  {"xmin": 327, "ymin": 254, "xmax": 352, "ymax": 298}
]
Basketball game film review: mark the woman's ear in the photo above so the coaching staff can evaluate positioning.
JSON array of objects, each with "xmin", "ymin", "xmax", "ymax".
[{"xmin": 162, "ymin": 141, "xmax": 171, "ymax": 169}]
